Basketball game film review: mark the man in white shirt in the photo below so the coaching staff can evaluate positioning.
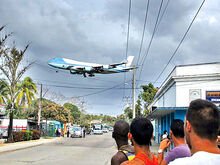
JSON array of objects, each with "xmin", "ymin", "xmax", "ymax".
[{"xmin": 169, "ymin": 99, "xmax": 220, "ymax": 165}]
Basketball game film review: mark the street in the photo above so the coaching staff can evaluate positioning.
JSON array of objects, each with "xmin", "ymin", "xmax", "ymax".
[{"xmin": 0, "ymin": 132, "xmax": 117, "ymax": 165}]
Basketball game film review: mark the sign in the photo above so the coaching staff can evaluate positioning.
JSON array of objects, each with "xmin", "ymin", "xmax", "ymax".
[
  {"xmin": 189, "ymin": 89, "xmax": 201, "ymax": 103},
  {"xmin": 206, "ymin": 91, "xmax": 220, "ymax": 103}
]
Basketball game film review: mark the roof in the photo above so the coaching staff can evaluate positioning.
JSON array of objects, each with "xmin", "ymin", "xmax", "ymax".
[{"xmin": 147, "ymin": 106, "xmax": 220, "ymax": 119}]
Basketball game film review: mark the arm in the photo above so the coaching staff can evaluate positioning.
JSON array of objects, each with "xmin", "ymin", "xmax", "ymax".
[
  {"xmin": 158, "ymin": 139, "xmax": 170, "ymax": 165},
  {"xmin": 111, "ymin": 152, "xmax": 128, "ymax": 165}
]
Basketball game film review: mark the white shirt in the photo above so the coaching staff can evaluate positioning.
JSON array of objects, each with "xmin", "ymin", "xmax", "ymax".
[{"xmin": 169, "ymin": 151, "xmax": 220, "ymax": 165}]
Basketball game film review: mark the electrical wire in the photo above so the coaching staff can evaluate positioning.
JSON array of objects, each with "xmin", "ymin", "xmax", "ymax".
[
  {"xmin": 123, "ymin": 0, "xmax": 132, "ymax": 101},
  {"xmin": 137, "ymin": 0, "xmax": 164, "ymax": 83},
  {"xmin": 136, "ymin": 0, "xmax": 150, "ymax": 66},
  {"xmin": 153, "ymin": 0, "xmax": 206, "ymax": 84}
]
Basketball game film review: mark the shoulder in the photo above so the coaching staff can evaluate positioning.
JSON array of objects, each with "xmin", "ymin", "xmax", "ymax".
[
  {"xmin": 121, "ymin": 159, "xmax": 144, "ymax": 165},
  {"xmin": 168, "ymin": 157, "xmax": 191, "ymax": 165},
  {"xmin": 111, "ymin": 151, "xmax": 127, "ymax": 165}
]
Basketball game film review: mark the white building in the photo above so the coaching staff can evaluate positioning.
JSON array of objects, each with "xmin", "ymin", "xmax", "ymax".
[{"xmin": 147, "ymin": 62, "xmax": 220, "ymax": 143}]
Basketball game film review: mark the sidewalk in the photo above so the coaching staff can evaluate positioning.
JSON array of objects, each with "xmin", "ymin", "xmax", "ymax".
[
  {"xmin": 150, "ymin": 141, "xmax": 160, "ymax": 156},
  {"xmin": 0, "ymin": 137, "xmax": 61, "ymax": 153}
]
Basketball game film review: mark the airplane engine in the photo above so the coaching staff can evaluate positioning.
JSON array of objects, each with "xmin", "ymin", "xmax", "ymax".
[
  {"xmin": 85, "ymin": 67, "xmax": 93, "ymax": 72},
  {"xmin": 70, "ymin": 70, "xmax": 77, "ymax": 74}
]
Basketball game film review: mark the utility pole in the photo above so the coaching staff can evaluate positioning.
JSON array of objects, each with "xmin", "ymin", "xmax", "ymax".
[
  {"xmin": 38, "ymin": 84, "xmax": 42, "ymax": 133},
  {"xmin": 132, "ymin": 66, "xmax": 136, "ymax": 119}
]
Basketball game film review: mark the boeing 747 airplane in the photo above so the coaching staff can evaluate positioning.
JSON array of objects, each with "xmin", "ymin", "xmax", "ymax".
[{"xmin": 48, "ymin": 56, "xmax": 135, "ymax": 77}]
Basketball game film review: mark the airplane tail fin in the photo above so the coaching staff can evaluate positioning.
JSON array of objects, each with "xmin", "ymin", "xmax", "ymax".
[{"xmin": 122, "ymin": 56, "xmax": 134, "ymax": 68}]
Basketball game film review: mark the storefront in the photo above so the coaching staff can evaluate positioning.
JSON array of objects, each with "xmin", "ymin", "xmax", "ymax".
[{"xmin": 147, "ymin": 62, "xmax": 220, "ymax": 143}]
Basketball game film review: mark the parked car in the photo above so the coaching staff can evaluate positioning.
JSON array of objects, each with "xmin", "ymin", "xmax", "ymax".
[
  {"xmin": 102, "ymin": 128, "xmax": 109, "ymax": 133},
  {"xmin": 108, "ymin": 127, "xmax": 114, "ymax": 131},
  {"xmin": 71, "ymin": 127, "xmax": 83, "ymax": 138},
  {"xmin": 0, "ymin": 128, "xmax": 3, "ymax": 139}
]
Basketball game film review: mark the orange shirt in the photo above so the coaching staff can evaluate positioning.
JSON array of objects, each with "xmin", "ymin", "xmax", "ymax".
[{"xmin": 121, "ymin": 153, "xmax": 158, "ymax": 165}]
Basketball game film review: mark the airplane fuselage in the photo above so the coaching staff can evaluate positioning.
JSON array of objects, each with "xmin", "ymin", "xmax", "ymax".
[{"xmin": 48, "ymin": 56, "xmax": 134, "ymax": 77}]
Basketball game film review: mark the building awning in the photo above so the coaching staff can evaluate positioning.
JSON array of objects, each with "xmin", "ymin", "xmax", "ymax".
[{"xmin": 147, "ymin": 107, "xmax": 188, "ymax": 119}]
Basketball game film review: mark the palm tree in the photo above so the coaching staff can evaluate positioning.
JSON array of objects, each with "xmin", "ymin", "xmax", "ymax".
[
  {"xmin": 16, "ymin": 77, "xmax": 37, "ymax": 107},
  {"xmin": 0, "ymin": 79, "xmax": 9, "ymax": 104}
]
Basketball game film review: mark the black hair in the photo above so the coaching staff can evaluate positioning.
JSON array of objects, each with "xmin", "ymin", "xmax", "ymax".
[
  {"xmin": 112, "ymin": 120, "xmax": 129, "ymax": 141},
  {"xmin": 130, "ymin": 117, "xmax": 153, "ymax": 146},
  {"xmin": 186, "ymin": 99, "xmax": 220, "ymax": 141},
  {"xmin": 170, "ymin": 119, "xmax": 184, "ymax": 138},
  {"xmin": 163, "ymin": 130, "xmax": 167, "ymax": 134}
]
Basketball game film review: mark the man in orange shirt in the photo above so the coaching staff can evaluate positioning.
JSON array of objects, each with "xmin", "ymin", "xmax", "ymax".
[{"xmin": 121, "ymin": 117, "xmax": 158, "ymax": 165}]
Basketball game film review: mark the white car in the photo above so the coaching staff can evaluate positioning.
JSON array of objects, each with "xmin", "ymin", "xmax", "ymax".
[
  {"xmin": 103, "ymin": 128, "xmax": 109, "ymax": 133},
  {"xmin": 71, "ymin": 127, "xmax": 83, "ymax": 138},
  {"xmin": 93, "ymin": 129, "xmax": 103, "ymax": 135}
]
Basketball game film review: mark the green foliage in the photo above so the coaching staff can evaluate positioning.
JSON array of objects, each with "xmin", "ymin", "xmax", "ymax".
[
  {"xmin": 16, "ymin": 77, "xmax": 37, "ymax": 107},
  {"xmin": 0, "ymin": 79, "xmax": 10, "ymax": 104},
  {"xmin": 63, "ymin": 102, "xmax": 80, "ymax": 123},
  {"xmin": 22, "ymin": 130, "xmax": 33, "ymax": 141},
  {"xmin": 12, "ymin": 130, "xmax": 36, "ymax": 142},
  {"xmin": 124, "ymin": 107, "xmax": 133, "ymax": 120},
  {"xmin": 135, "ymin": 99, "xmax": 142, "ymax": 117},
  {"xmin": 140, "ymin": 83, "xmax": 157, "ymax": 105},
  {"xmin": 13, "ymin": 131, "xmax": 25, "ymax": 142},
  {"xmin": 32, "ymin": 129, "xmax": 40, "ymax": 140},
  {"xmin": 0, "ymin": 26, "xmax": 34, "ymax": 142},
  {"xmin": 139, "ymin": 83, "xmax": 157, "ymax": 115}
]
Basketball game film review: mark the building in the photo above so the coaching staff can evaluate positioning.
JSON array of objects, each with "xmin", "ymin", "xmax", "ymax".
[{"xmin": 147, "ymin": 62, "xmax": 220, "ymax": 143}]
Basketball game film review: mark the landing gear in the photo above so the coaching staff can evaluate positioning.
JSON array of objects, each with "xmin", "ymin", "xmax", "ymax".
[{"xmin": 83, "ymin": 72, "xmax": 87, "ymax": 77}]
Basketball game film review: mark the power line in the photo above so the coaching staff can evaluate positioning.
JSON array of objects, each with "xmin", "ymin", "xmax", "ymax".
[
  {"xmin": 153, "ymin": 0, "xmax": 206, "ymax": 84},
  {"xmin": 136, "ymin": 0, "xmax": 150, "ymax": 66},
  {"xmin": 123, "ymin": 0, "xmax": 133, "ymax": 100},
  {"xmin": 78, "ymin": 80, "xmax": 133, "ymax": 97},
  {"xmin": 137, "ymin": 0, "xmax": 164, "ymax": 83}
]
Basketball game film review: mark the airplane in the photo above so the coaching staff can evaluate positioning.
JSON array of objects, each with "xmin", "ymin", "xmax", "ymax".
[{"xmin": 48, "ymin": 56, "xmax": 135, "ymax": 77}]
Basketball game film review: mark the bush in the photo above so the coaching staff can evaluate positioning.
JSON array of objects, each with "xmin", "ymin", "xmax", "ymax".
[
  {"xmin": 22, "ymin": 131, "xmax": 33, "ymax": 141},
  {"xmin": 32, "ymin": 129, "xmax": 40, "ymax": 140},
  {"xmin": 13, "ymin": 131, "xmax": 25, "ymax": 142}
]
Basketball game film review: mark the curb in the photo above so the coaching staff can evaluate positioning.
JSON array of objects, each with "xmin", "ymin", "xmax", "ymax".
[{"xmin": 0, "ymin": 137, "xmax": 61, "ymax": 154}]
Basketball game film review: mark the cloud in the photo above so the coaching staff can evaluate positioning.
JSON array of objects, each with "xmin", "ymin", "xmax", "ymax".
[{"xmin": 0, "ymin": 0, "xmax": 219, "ymax": 115}]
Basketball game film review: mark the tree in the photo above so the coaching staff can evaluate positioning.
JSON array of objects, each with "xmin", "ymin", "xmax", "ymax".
[
  {"xmin": 139, "ymin": 83, "xmax": 157, "ymax": 115},
  {"xmin": 124, "ymin": 107, "xmax": 133, "ymax": 120},
  {"xmin": 15, "ymin": 77, "xmax": 37, "ymax": 107},
  {"xmin": 63, "ymin": 102, "xmax": 80, "ymax": 124},
  {"xmin": 0, "ymin": 26, "xmax": 34, "ymax": 142},
  {"xmin": 0, "ymin": 79, "xmax": 9, "ymax": 104},
  {"xmin": 135, "ymin": 99, "xmax": 142, "ymax": 117}
]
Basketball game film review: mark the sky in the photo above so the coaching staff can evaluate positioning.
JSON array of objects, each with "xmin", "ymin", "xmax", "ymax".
[{"xmin": 0, "ymin": 0, "xmax": 220, "ymax": 116}]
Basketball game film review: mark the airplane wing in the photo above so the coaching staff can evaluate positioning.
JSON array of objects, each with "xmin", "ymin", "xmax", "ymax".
[
  {"xmin": 91, "ymin": 66, "xmax": 104, "ymax": 73},
  {"xmin": 108, "ymin": 62, "xmax": 126, "ymax": 69},
  {"xmin": 68, "ymin": 65, "xmax": 104, "ymax": 73}
]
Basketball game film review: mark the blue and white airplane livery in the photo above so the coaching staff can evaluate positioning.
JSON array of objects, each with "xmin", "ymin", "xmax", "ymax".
[{"xmin": 48, "ymin": 56, "xmax": 134, "ymax": 77}]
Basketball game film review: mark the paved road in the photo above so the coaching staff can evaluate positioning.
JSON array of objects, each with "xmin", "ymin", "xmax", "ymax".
[{"xmin": 0, "ymin": 132, "xmax": 117, "ymax": 165}]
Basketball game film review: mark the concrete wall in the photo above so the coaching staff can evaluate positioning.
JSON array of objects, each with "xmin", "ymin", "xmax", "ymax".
[
  {"xmin": 156, "ymin": 84, "xmax": 176, "ymax": 107},
  {"xmin": 176, "ymin": 80, "xmax": 220, "ymax": 107},
  {"xmin": 176, "ymin": 63, "xmax": 220, "ymax": 76}
]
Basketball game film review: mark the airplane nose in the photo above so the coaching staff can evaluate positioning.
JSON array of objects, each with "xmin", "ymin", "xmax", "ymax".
[{"xmin": 48, "ymin": 59, "xmax": 55, "ymax": 66}]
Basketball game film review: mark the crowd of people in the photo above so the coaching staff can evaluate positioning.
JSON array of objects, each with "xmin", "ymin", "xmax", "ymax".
[{"xmin": 111, "ymin": 99, "xmax": 220, "ymax": 165}]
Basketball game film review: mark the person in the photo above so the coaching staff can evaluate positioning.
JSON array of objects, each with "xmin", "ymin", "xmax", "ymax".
[
  {"xmin": 83, "ymin": 126, "xmax": 86, "ymax": 138},
  {"xmin": 111, "ymin": 120, "xmax": 135, "ymax": 165},
  {"xmin": 161, "ymin": 130, "xmax": 168, "ymax": 141},
  {"xmin": 169, "ymin": 99, "xmax": 220, "ymax": 165},
  {"xmin": 158, "ymin": 119, "xmax": 191, "ymax": 165},
  {"xmin": 56, "ymin": 128, "xmax": 59, "ymax": 137},
  {"xmin": 121, "ymin": 117, "xmax": 158, "ymax": 165},
  {"xmin": 67, "ymin": 128, "xmax": 70, "ymax": 138}
]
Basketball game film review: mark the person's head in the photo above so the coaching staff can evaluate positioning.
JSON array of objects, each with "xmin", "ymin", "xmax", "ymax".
[
  {"xmin": 112, "ymin": 120, "xmax": 129, "ymax": 144},
  {"xmin": 163, "ymin": 130, "xmax": 167, "ymax": 134},
  {"xmin": 128, "ymin": 117, "xmax": 153, "ymax": 146},
  {"xmin": 170, "ymin": 119, "xmax": 184, "ymax": 140},
  {"xmin": 185, "ymin": 99, "xmax": 220, "ymax": 149}
]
